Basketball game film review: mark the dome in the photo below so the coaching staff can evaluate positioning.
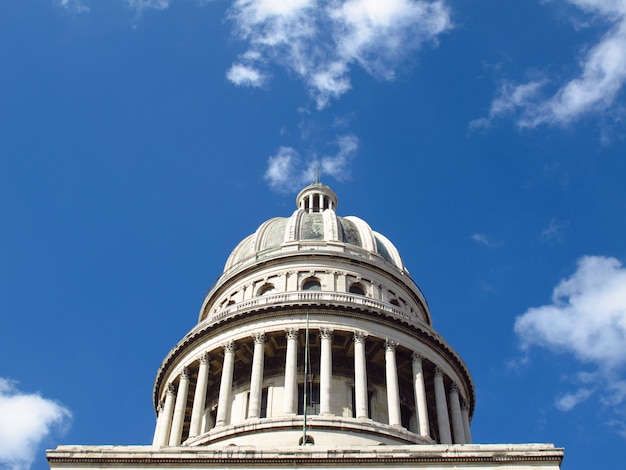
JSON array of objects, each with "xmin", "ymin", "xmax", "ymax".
[
  {"xmin": 151, "ymin": 182, "xmax": 475, "ymax": 452},
  {"xmin": 224, "ymin": 183, "xmax": 405, "ymax": 273}
]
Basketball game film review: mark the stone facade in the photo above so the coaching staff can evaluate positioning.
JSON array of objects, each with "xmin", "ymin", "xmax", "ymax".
[{"xmin": 47, "ymin": 183, "xmax": 563, "ymax": 469}]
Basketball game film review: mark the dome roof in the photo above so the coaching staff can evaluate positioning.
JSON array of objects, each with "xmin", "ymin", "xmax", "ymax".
[{"xmin": 224, "ymin": 182, "xmax": 405, "ymax": 273}]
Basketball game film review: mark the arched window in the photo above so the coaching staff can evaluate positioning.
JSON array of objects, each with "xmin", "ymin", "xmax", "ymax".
[
  {"xmin": 257, "ymin": 283, "xmax": 275, "ymax": 296},
  {"xmin": 302, "ymin": 278, "xmax": 321, "ymax": 291},
  {"xmin": 390, "ymin": 299, "xmax": 400, "ymax": 307},
  {"xmin": 349, "ymin": 283, "xmax": 365, "ymax": 295},
  {"xmin": 299, "ymin": 435, "xmax": 315, "ymax": 445}
]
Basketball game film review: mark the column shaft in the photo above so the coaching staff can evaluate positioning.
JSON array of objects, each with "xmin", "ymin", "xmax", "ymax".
[
  {"xmin": 434, "ymin": 368, "xmax": 452, "ymax": 444},
  {"xmin": 320, "ymin": 329, "xmax": 333, "ymax": 415},
  {"xmin": 353, "ymin": 332, "xmax": 368, "ymax": 419},
  {"xmin": 152, "ymin": 402, "xmax": 164, "ymax": 445},
  {"xmin": 412, "ymin": 353, "xmax": 430, "ymax": 438},
  {"xmin": 462, "ymin": 403, "xmax": 472, "ymax": 444},
  {"xmin": 248, "ymin": 333, "xmax": 266, "ymax": 419},
  {"xmin": 283, "ymin": 329, "xmax": 298, "ymax": 415},
  {"xmin": 169, "ymin": 369, "xmax": 190, "ymax": 445},
  {"xmin": 385, "ymin": 340, "xmax": 402, "ymax": 427},
  {"xmin": 216, "ymin": 341, "xmax": 235, "ymax": 426},
  {"xmin": 156, "ymin": 385, "xmax": 175, "ymax": 446},
  {"xmin": 188, "ymin": 354, "xmax": 210, "ymax": 438},
  {"xmin": 449, "ymin": 384, "xmax": 465, "ymax": 444}
]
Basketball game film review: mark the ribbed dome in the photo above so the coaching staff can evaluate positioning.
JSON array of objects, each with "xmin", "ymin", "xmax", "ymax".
[{"xmin": 224, "ymin": 183, "xmax": 404, "ymax": 273}]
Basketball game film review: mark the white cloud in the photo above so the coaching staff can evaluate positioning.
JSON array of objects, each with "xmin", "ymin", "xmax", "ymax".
[
  {"xmin": 555, "ymin": 387, "xmax": 594, "ymax": 411},
  {"xmin": 320, "ymin": 134, "xmax": 357, "ymax": 179},
  {"xmin": 127, "ymin": 0, "xmax": 171, "ymax": 12},
  {"xmin": 0, "ymin": 378, "xmax": 71, "ymax": 470},
  {"xmin": 226, "ymin": 63, "xmax": 266, "ymax": 87},
  {"xmin": 56, "ymin": 0, "xmax": 89, "ymax": 13},
  {"xmin": 515, "ymin": 256, "xmax": 626, "ymax": 417},
  {"xmin": 264, "ymin": 134, "xmax": 358, "ymax": 192},
  {"xmin": 227, "ymin": 0, "xmax": 452, "ymax": 108},
  {"xmin": 264, "ymin": 146, "xmax": 299, "ymax": 191},
  {"xmin": 475, "ymin": 0, "xmax": 626, "ymax": 128},
  {"xmin": 470, "ymin": 233, "xmax": 500, "ymax": 247}
]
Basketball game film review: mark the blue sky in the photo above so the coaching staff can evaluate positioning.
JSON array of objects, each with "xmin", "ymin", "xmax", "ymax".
[{"xmin": 1, "ymin": 1, "xmax": 626, "ymax": 469}]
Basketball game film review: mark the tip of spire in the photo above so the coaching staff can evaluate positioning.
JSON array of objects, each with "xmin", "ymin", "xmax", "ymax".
[{"xmin": 315, "ymin": 163, "xmax": 320, "ymax": 185}]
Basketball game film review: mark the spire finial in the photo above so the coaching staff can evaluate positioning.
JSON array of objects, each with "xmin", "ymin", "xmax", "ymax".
[{"xmin": 315, "ymin": 163, "xmax": 320, "ymax": 184}]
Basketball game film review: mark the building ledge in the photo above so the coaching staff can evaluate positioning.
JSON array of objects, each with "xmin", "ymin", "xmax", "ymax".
[{"xmin": 47, "ymin": 443, "xmax": 564, "ymax": 468}]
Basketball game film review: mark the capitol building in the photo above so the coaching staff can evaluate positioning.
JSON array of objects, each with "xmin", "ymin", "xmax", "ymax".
[{"xmin": 47, "ymin": 182, "xmax": 563, "ymax": 469}]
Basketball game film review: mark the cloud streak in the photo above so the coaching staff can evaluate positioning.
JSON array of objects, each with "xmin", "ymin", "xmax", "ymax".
[
  {"xmin": 227, "ymin": 0, "xmax": 452, "ymax": 108},
  {"xmin": 0, "ymin": 378, "xmax": 71, "ymax": 470},
  {"xmin": 471, "ymin": 233, "xmax": 500, "ymax": 247},
  {"xmin": 473, "ymin": 0, "xmax": 626, "ymax": 129},
  {"xmin": 514, "ymin": 256, "xmax": 626, "ymax": 424},
  {"xmin": 56, "ymin": 0, "xmax": 89, "ymax": 13},
  {"xmin": 264, "ymin": 134, "xmax": 358, "ymax": 192}
]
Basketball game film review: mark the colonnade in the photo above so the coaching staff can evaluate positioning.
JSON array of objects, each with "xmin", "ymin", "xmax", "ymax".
[{"xmin": 153, "ymin": 329, "xmax": 472, "ymax": 446}]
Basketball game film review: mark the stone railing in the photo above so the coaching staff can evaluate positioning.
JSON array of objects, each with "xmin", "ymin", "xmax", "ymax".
[{"xmin": 189, "ymin": 292, "xmax": 427, "ymax": 336}]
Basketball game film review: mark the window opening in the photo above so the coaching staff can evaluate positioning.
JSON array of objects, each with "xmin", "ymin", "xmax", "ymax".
[
  {"xmin": 349, "ymin": 284, "xmax": 365, "ymax": 295},
  {"xmin": 302, "ymin": 279, "xmax": 321, "ymax": 291}
]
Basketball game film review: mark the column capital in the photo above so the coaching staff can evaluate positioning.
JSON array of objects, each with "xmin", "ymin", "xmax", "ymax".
[
  {"xmin": 223, "ymin": 340, "xmax": 236, "ymax": 353},
  {"xmin": 462, "ymin": 401, "xmax": 470, "ymax": 411},
  {"xmin": 412, "ymin": 352, "xmax": 424, "ymax": 363},
  {"xmin": 166, "ymin": 383, "xmax": 176, "ymax": 396},
  {"xmin": 353, "ymin": 331, "xmax": 367, "ymax": 343},
  {"xmin": 252, "ymin": 332, "xmax": 266, "ymax": 344},
  {"xmin": 450, "ymin": 383, "xmax": 460, "ymax": 394},
  {"xmin": 434, "ymin": 367, "xmax": 444, "ymax": 378},
  {"xmin": 320, "ymin": 328, "xmax": 333, "ymax": 340},
  {"xmin": 385, "ymin": 338, "xmax": 398, "ymax": 351},
  {"xmin": 180, "ymin": 367, "xmax": 189, "ymax": 380},
  {"xmin": 199, "ymin": 352, "xmax": 210, "ymax": 365},
  {"xmin": 285, "ymin": 328, "xmax": 299, "ymax": 341}
]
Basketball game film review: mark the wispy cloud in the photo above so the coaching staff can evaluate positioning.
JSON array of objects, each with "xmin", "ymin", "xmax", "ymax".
[
  {"xmin": 514, "ymin": 256, "xmax": 626, "ymax": 426},
  {"xmin": 540, "ymin": 218, "xmax": 569, "ymax": 244},
  {"xmin": 227, "ymin": 0, "xmax": 453, "ymax": 109},
  {"xmin": 471, "ymin": 232, "xmax": 500, "ymax": 247},
  {"xmin": 127, "ymin": 0, "xmax": 171, "ymax": 13},
  {"xmin": 473, "ymin": 0, "xmax": 626, "ymax": 129},
  {"xmin": 555, "ymin": 387, "xmax": 594, "ymax": 411},
  {"xmin": 264, "ymin": 134, "xmax": 358, "ymax": 192},
  {"xmin": 56, "ymin": 0, "xmax": 89, "ymax": 13},
  {"xmin": 0, "ymin": 378, "xmax": 71, "ymax": 470}
]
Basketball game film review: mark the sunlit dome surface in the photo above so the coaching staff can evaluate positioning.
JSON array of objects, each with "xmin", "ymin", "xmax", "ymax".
[{"xmin": 224, "ymin": 182, "xmax": 405, "ymax": 272}]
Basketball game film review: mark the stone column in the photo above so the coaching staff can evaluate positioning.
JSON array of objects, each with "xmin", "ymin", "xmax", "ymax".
[
  {"xmin": 156, "ymin": 384, "xmax": 175, "ymax": 446},
  {"xmin": 320, "ymin": 328, "xmax": 333, "ymax": 415},
  {"xmin": 308, "ymin": 194, "xmax": 313, "ymax": 213},
  {"xmin": 412, "ymin": 353, "xmax": 430, "ymax": 438},
  {"xmin": 449, "ymin": 384, "xmax": 465, "ymax": 444},
  {"xmin": 283, "ymin": 329, "xmax": 299, "ymax": 415},
  {"xmin": 462, "ymin": 402, "xmax": 472, "ymax": 444},
  {"xmin": 385, "ymin": 339, "xmax": 402, "ymax": 427},
  {"xmin": 152, "ymin": 401, "xmax": 164, "ymax": 445},
  {"xmin": 216, "ymin": 341, "xmax": 235, "ymax": 427},
  {"xmin": 434, "ymin": 367, "xmax": 452, "ymax": 444},
  {"xmin": 353, "ymin": 331, "xmax": 369, "ymax": 419},
  {"xmin": 248, "ymin": 333, "xmax": 266, "ymax": 419},
  {"xmin": 189, "ymin": 353, "xmax": 210, "ymax": 438},
  {"xmin": 169, "ymin": 368, "xmax": 190, "ymax": 445}
]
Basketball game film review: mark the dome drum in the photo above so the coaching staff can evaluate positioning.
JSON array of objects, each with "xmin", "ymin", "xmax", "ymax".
[{"xmin": 153, "ymin": 325, "xmax": 473, "ymax": 448}]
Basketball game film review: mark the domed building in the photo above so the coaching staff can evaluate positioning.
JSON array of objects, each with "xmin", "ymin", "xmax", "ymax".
[{"xmin": 47, "ymin": 183, "xmax": 563, "ymax": 469}]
